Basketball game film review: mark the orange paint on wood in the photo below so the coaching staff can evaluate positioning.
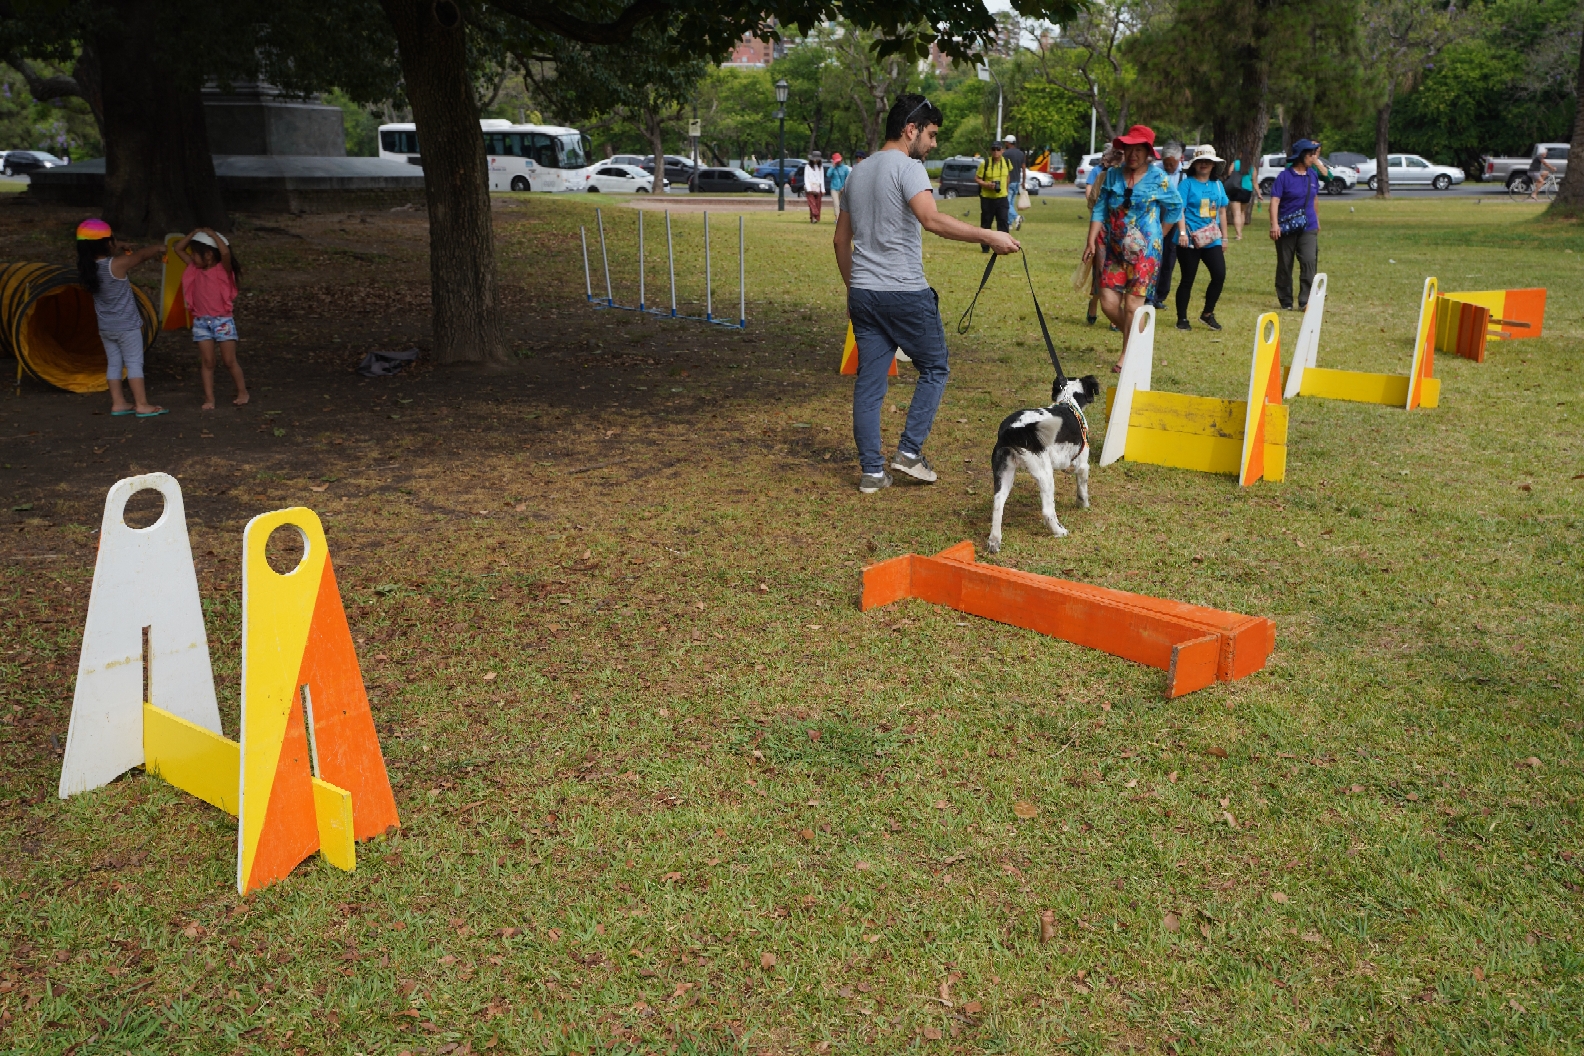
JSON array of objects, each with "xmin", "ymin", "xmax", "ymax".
[
  {"xmin": 1501, "ymin": 288, "xmax": 1546, "ymax": 338},
  {"xmin": 245, "ymin": 694, "xmax": 320, "ymax": 893},
  {"xmin": 862, "ymin": 543, "xmax": 1274, "ymax": 697},
  {"xmin": 298, "ymin": 556, "xmax": 399, "ymax": 841},
  {"xmin": 839, "ymin": 323, "xmax": 898, "ymax": 377}
]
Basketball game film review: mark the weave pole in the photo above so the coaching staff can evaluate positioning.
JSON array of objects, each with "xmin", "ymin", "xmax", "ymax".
[
  {"xmin": 596, "ymin": 208, "xmax": 613, "ymax": 308},
  {"xmin": 579, "ymin": 227, "xmax": 592, "ymax": 302},
  {"xmin": 666, "ymin": 211, "xmax": 677, "ymax": 318},
  {"xmin": 637, "ymin": 211, "xmax": 646, "ymax": 312},
  {"xmin": 738, "ymin": 215, "xmax": 746, "ymax": 329},
  {"xmin": 704, "ymin": 212, "xmax": 713, "ymax": 323}
]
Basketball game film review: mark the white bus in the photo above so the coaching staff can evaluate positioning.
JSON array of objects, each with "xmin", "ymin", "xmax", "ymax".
[{"xmin": 377, "ymin": 118, "xmax": 594, "ymax": 193}]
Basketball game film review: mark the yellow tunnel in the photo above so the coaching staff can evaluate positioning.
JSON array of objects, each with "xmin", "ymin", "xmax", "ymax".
[{"xmin": 1, "ymin": 262, "xmax": 158, "ymax": 393}]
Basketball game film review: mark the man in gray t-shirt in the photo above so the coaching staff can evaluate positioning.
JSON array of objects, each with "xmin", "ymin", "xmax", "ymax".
[{"xmin": 834, "ymin": 93, "xmax": 1020, "ymax": 494}]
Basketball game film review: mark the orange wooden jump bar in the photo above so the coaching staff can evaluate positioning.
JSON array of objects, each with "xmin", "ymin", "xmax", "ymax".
[{"xmin": 861, "ymin": 542, "xmax": 1275, "ymax": 697}]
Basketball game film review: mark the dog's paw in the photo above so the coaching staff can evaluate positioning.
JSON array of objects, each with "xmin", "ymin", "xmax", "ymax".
[
  {"xmin": 1050, "ymin": 524, "xmax": 1070, "ymax": 539},
  {"xmin": 1078, "ymin": 497, "xmax": 1091, "ymax": 509},
  {"xmin": 985, "ymin": 535, "xmax": 1001, "ymax": 554}
]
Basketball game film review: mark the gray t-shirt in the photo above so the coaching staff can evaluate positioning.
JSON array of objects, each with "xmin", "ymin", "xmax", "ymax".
[
  {"xmin": 844, "ymin": 149, "xmax": 934, "ymax": 292},
  {"xmin": 92, "ymin": 257, "xmax": 143, "ymax": 333}
]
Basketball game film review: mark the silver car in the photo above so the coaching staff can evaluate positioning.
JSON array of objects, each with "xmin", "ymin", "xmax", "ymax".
[{"xmin": 1356, "ymin": 154, "xmax": 1465, "ymax": 191}]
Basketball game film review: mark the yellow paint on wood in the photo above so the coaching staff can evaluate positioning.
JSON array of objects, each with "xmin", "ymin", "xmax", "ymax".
[
  {"xmin": 311, "ymin": 777, "xmax": 356, "ymax": 872},
  {"xmin": 1419, "ymin": 376, "xmax": 1440, "ymax": 408},
  {"xmin": 1125, "ymin": 427, "xmax": 1243, "ymax": 475},
  {"xmin": 143, "ymin": 702, "xmax": 239, "ymax": 815},
  {"xmin": 1298, "ymin": 367, "xmax": 1410, "ymax": 405},
  {"xmin": 1263, "ymin": 404, "xmax": 1289, "ymax": 447},
  {"xmin": 1263, "ymin": 442, "xmax": 1286, "ymax": 482},
  {"xmin": 1129, "ymin": 390, "xmax": 1245, "ymax": 438}
]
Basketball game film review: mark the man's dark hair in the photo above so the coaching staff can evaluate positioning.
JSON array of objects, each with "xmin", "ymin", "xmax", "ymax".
[{"xmin": 885, "ymin": 94, "xmax": 943, "ymax": 141}]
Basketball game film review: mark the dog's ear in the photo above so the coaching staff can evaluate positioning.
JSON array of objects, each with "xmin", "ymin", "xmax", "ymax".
[{"xmin": 1070, "ymin": 375, "xmax": 1101, "ymax": 406}]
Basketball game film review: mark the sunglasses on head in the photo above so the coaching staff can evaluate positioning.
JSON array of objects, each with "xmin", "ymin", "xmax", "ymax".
[{"xmin": 902, "ymin": 97, "xmax": 935, "ymax": 129}]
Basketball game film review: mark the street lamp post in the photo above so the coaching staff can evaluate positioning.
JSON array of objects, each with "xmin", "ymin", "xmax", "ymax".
[{"xmin": 775, "ymin": 78, "xmax": 789, "ymax": 213}]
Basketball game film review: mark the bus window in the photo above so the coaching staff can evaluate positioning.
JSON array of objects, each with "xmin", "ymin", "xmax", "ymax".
[
  {"xmin": 381, "ymin": 129, "xmax": 419, "ymax": 155},
  {"xmin": 485, "ymin": 132, "xmax": 526, "ymax": 157},
  {"xmin": 527, "ymin": 133, "xmax": 556, "ymax": 167},
  {"xmin": 555, "ymin": 134, "xmax": 589, "ymax": 169}
]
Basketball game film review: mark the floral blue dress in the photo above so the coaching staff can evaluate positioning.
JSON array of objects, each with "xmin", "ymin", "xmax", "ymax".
[{"xmin": 1090, "ymin": 165, "xmax": 1183, "ymax": 299}]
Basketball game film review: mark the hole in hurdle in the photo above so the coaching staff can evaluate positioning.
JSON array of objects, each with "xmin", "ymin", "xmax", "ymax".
[
  {"xmin": 122, "ymin": 487, "xmax": 165, "ymax": 530},
  {"xmin": 265, "ymin": 523, "xmax": 310, "ymax": 576},
  {"xmin": 1263, "ymin": 318, "xmax": 1276, "ymax": 343}
]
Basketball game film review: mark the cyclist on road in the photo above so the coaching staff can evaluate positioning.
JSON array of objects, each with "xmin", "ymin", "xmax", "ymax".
[{"xmin": 1527, "ymin": 148, "xmax": 1556, "ymax": 201}]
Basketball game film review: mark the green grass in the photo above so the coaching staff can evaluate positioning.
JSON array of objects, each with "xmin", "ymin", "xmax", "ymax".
[{"xmin": 2, "ymin": 192, "xmax": 1583, "ymax": 1054}]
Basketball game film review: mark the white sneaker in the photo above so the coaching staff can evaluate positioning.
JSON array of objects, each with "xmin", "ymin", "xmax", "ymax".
[{"xmin": 859, "ymin": 471, "xmax": 893, "ymax": 494}]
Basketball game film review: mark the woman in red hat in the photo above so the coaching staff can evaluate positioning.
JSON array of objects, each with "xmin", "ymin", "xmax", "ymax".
[{"xmin": 1082, "ymin": 125, "xmax": 1183, "ymax": 369}]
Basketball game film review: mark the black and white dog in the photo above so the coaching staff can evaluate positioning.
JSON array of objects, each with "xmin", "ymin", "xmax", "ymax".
[{"xmin": 986, "ymin": 375, "xmax": 1102, "ymax": 553}]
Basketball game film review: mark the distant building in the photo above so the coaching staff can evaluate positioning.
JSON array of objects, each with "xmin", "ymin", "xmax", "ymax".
[
  {"xmin": 925, "ymin": 42, "xmax": 957, "ymax": 77},
  {"xmin": 723, "ymin": 29, "xmax": 785, "ymax": 68}
]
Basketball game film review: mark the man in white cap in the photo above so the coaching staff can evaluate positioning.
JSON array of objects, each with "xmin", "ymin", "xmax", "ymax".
[{"xmin": 1002, "ymin": 134, "xmax": 1026, "ymax": 230}]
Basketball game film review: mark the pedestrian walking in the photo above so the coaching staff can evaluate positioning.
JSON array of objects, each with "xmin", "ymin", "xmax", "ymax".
[
  {"xmin": 1172, "ymin": 145, "xmax": 1230, "ymax": 331},
  {"xmin": 1225, "ymin": 156, "xmax": 1257, "ymax": 240},
  {"xmin": 173, "ymin": 227, "xmax": 249, "ymax": 408},
  {"xmin": 1270, "ymin": 137, "xmax": 1321, "ymax": 310},
  {"xmin": 1082, "ymin": 146, "xmax": 1122, "ymax": 326},
  {"xmin": 827, "ymin": 152, "xmax": 851, "ymax": 214},
  {"xmin": 1083, "ymin": 125, "xmax": 1183, "ymax": 370},
  {"xmin": 834, "ymin": 93, "xmax": 1020, "ymax": 494},
  {"xmin": 1151, "ymin": 143, "xmax": 1184, "ymax": 310},
  {"xmin": 75, "ymin": 218, "xmax": 166, "ymax": 417},
  {"xmin": 804, "ymin": 150, "xmax": 826, "ymax": 222},
  {"xmin": 1003, "ymin": 134, "xmax": 1026, "ymax": 230},
  {"xmin": 975, "ymin": 141, "xmax": 1013, "ymax": 253}
]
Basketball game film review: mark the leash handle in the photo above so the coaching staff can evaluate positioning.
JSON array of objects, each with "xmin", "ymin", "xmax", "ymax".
[{"xmin": 956, "ymin": 252, "xmax": 997, "ymax": 335}]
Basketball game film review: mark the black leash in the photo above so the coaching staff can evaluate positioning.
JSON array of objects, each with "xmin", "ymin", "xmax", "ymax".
[{"xmin": 955, "ymin": 249, "xmax": 1069, "ymax": 391}]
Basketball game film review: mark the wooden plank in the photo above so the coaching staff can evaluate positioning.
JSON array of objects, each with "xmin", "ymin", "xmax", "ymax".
[
  {"xmin": 311, "ymin": 777, "xmax": 356, "ymax": 872},
  {"xmin": 1129, "ymin": 389, "xmax": 1244, "ymax": 438},
  {"xmin": 1298, "ymin": 367, "xmax": 1410, "ymax": 405},
  {"xmin": 144, "ymin": 702, "xmax": 239, "ymax": 815},
  {"xmin": 861, "ymin": 543, "xmax": 1274, "ymax": 696},
  {"xmin": 1126, "ymin": 426, "xmax": 1243, "ymax": 475}
]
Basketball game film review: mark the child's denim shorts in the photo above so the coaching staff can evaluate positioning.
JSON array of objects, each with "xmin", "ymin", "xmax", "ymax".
[{"xmin": 192, "ymin": 315, "xmax": 239, "ymax": 343}]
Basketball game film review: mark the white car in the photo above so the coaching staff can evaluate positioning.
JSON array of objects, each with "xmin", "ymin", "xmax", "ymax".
[
  {"xmin": 585, "ymin": 163, "xmax": 664, "ymax": 193},
  {"xmin": 1355, "ymin": 154, "xmax": 1465, "ymax": 191},
  {"xmin": 1256, "ymin": 152, "xmax": 1358, "ymax": 195},
  {"xmin": 1074, "ymin": 152, "xmax": 1104, "ymax": 185},
  {"xmin": 1022, "ymin": 169, "xmax": 1055, "ymax": 193}
]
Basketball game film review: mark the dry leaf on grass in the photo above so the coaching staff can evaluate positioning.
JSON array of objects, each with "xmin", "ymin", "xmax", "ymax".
[
  {"xmin": 1206, "ymin": 746, "xmax": 1228, "ymax": 759},
  {"xmin": 1163, "ymin": 912, "xmax": 1180, "ymax": 933},
  {"xmin": 760, "ymin": 952, "xmax": 777, "ymax": 969},
  {"xmin": 1012, "ymin": 801, "xmax": 1039, "ymax": 819},
  {"xmin": 1039, "ymin": 909, "xmax": 1056, "ymax": 943},
  {"xmin": 1270, "ymin": 891, "xmax": 1289, "ymax": 904}
]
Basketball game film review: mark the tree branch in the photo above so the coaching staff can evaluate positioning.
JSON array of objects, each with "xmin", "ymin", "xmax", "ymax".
[{"xmin": 488, "ymin": 0, "xmax": 670, "ymax": 46}]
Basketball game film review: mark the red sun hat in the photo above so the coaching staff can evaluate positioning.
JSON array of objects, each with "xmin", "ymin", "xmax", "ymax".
[{"xmin": 1111, "ymin": 125, "xmax": 1156, "ymax": 150}]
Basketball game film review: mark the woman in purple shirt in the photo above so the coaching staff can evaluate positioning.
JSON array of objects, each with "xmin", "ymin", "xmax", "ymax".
[{"xmin": 1269, "ymin": 138, "xmax": 1322, "ymax": 310}]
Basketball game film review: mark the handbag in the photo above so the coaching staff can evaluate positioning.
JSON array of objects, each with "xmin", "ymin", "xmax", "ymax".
[
  {"xmin": 1016, "ymin": 187, "xmax": 1031, "ymax": 210},
  {"xmin": 1190, "ymin": 220, "xmax": 1223, "ymax": 248}
]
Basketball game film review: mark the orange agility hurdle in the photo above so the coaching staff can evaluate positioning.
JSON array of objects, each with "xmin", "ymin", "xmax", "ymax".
[
  {"xmin": 862, "ymin": 541, "xmax": 1274, "ymax": 698},
  {"xmin": 1434, "ymin": 287, "xmax": 1546, "ymax": 362}
]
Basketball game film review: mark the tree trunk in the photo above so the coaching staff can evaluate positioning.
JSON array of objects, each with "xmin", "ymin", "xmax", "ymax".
[
  {"xmin": 381, "ymin": 0, "xmax": 505, "ymax": 366},
  {"xmin": 1373, "ymin": 94, "xmax": 1392, "ymax": 199},
  {"xmin": 94, "ymin": 0, "xmax": 226, "ymax": 236},
  {"xmin": 1550, "ymin": 28, "xmax": 1584, "ymax": 214},
  {"xmin": 645, "ymin": 106, "xmax": 666, "ymax": 193}
]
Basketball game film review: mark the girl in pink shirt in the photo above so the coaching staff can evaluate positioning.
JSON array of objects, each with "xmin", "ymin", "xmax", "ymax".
[{"xmin": 175, "ymin": 227, "xmax": 249, "ymax": 408}]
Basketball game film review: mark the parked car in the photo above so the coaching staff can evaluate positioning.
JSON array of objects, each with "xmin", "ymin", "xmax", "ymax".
[
  {"xmin": 1328, "ymin": 151, "xmax": 1369, "ymax": 171},
  {"xmin": 752, "ymin": 160, "xmax": 806, "ymax": 188},
  {"xmin": 2, "ymin": 150, "xmax": 65, "ymax": 176},
  {"xmin": 608, "ymin": 154, "xmax": 650, "ymax": 167},
  {"xmin": 693, "ymin": 167, "xmax": 774, "ymax": 193},
  {"xmin": 585, "ymin": 164, "xmax": 664, "ymax": 193},
  {"xmin": 1353, "ymin": 153, "xmax": 1464, "ymax": 190},
  {"xmin": 1073, "ymin": 152, "xmax": 1104, "ymax": 184},
  {"xmin": 1480, "ymin": 143, "xmax": 1569, "ymax": 189},
  {"xmin": 1257, "ymin": 152, "xmax": 1357, "ymax": 195},
  {"xmin": 937, "ymin": 156, "xmax": 982, "ymax": 198},
  {"xmin": 1023, "ymin": 169, "xmax": 1055, "ymax": 194},
  {"xmin": 639, "ymin": 154, "xmax": 697, "ymax": 188}
]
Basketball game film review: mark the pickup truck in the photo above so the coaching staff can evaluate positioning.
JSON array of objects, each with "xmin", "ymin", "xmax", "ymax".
[{"xmin": 1480, "ymin": 143, "xmax": 1569, "ymax": 187}]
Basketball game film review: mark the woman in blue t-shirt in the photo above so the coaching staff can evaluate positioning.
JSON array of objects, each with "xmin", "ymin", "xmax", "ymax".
[{"xmin": 1172, "ymin": 145, "xmax": 1230, "ymax": 331}]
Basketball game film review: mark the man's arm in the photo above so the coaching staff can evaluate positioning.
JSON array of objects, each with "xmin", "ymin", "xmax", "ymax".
[
  {"xmin": 909, "ymin": 189, "xmax": 1019, "ymax": 253},
  {"xmin": 833, "ymin": 209, "xmax": 854, "ymax": 286},
  {"xmin": 1268, "ymin": 183, "xmax": 1282, "ymax": 241}
]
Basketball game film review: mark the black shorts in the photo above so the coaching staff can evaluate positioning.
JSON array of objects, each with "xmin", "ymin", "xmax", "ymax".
[{"xmin": 1227, "ymin": 185, "xmax": 1252, "ymax": 204}]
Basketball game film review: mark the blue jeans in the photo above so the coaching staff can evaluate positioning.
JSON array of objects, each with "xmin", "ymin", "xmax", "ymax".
[
  {"xmin": 849, "ymin": 287, "xmax": 950, "ymax": 475},
  {"xmin": 1006, "ymin": 179, "xmax": 1020, "ymax": 225}
]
